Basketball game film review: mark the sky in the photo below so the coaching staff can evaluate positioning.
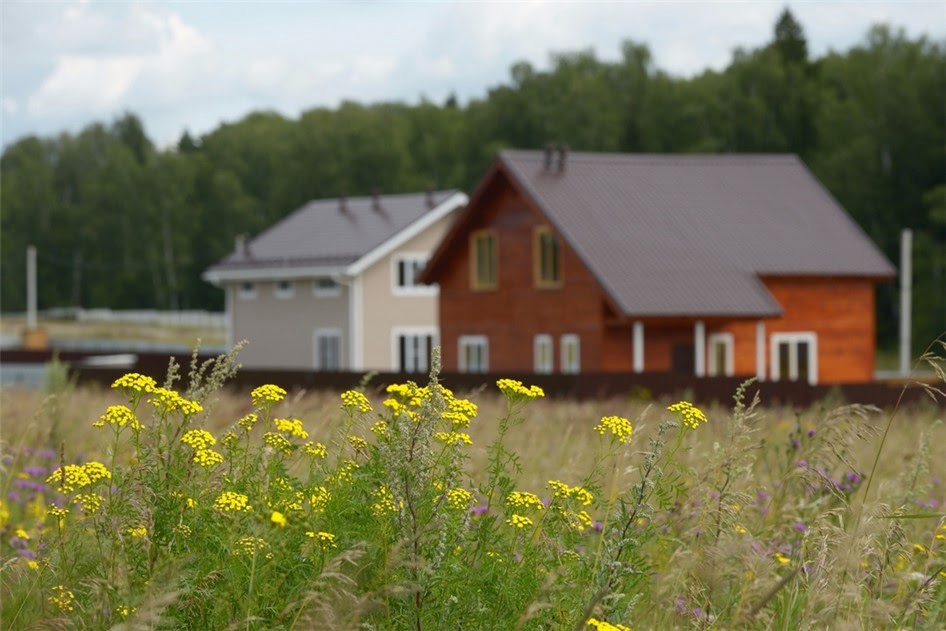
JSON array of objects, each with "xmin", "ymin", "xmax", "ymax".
[{"xmin": 2, "ymin": 1, "xmax": 944, "ymax": 150}]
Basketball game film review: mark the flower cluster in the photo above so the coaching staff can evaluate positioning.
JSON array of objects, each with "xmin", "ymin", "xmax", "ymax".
[
  {"xmin": 251, "ymin": 384, "xmax": 287, "ymax": 407},
  {"xmin": 303, "ymin": 442, "xmax": 327, "ymax": 459},
  {"xmin": 148, "ymin": 387, "xmax": 202, "ymax": 416},
  {"xmin": 446, "ymin": 488, "xmax": 475, "ymax": 511},
  {"xmin": 181, "ymin": 429, "xmax": 216, "ymax": 450},
  {"xmin": 371, "ymin": 486, "xmax": 399, "ymax": 517},
  {"xmin": 442, "ymin": 394, "xmax": 478, "ymax": 428},
  {"xmin": 548, "ymin": 480, "xmax": 594, "ymax": 506},
  {"xmin": 340, "ymin": 390, "xmax": 373, "ymax": 413},
  {"xmin": 94, "ymin": 404, "xmax": 142, "ymax": 430},
  {"xmin": 274, "ymin": 417, "xmax": 309, "ymax": 439},
  {"xmin": 73, "ymin": 492, "xmax": 104, "ymax": 514},
  {"xmin": 111, "ymin": 372, "xmax": 156, "ymax": 394},
  {"xmin": 506, "ymin": 491, "xmax": 545, "ymax": 511},
  {"xmin": 434, "ymin": 431, "xmax": 473, "ymax": 446},
  {"xmin": 238, "ymin": 413, "xmax": 259, "ymax": 431},
  {"xmin": 233, "ymin": 536, "xmax": 269, "ymax": 556},
  {"xmin": 507, "ymin": 514, "xmax": 533, "ymax": 529},
  {"xmin": 586, "ymin": 617, "xmax": 630, "ymax": 631},
  {"xmin": 48, "ymin": 585, "xmax": 75, "ymax": 612},
  {"xmin": 496, "ymin": 379, "xmax": 545, "ymax": 400},
  {"xmin": 263, "ymin": 432, "xmax": 293, "ymax": 455},
  {"xmin": 306, "ymin": 530, "xmax": 337, "ymax": 550},
  {"xmin": 309, "ymin": 486, "xmax": 330, "ymax": 513},
  {"xmin": 214, "ymin": 491, "xmax": 252, "ymax": 513},
  {"xmin": 667, "ymin": 401, "xmax": 708, "ymax": 429},
  {"xmin": 126, "ymin": 525, "xmax": 148, "ymax": 538},
  {"xmin": 594, "ymin": 416, "xmax": 634, "ymax": 444},
  {"xmin": 46, "ymin": 462, "xmax": 111, "ymax": 493},
  {"xmin": 347, "ymin": 435, "xmax": 369, "ymax": 450}
]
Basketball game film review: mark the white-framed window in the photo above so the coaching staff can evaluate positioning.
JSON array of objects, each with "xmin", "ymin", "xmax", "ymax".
[
  {"xmin": 237, "ymin": 281, "xmax": 257, "ymax": 300},
  {"xmin": 533, "ymin": 334, "xmax": 553, "ymax": 374},
  {"xmin": 393, "ymin": 328, "xmax": 437, "ymax": 373},
  {"xmin": 393, "ymin": 254, "xmax": 436, "ymax": 296},
  {"xmin": 313, "ymin": 328, "xmax": 342, "ymax": 371},
  {"xmin": 706, "ymin": 332, "xmax": 735, "ymax": 377},
  {"xmin": 560, "ymin": 334, "xmax": 580, "ymax": 374},
  {"xmin": 274, "ymin": 280, "xmax": 294, "ymax": 299},
  {"xmin": 314, "ymin": 277, "xmax": 341, "ymax": 297},
  {"xmin": 770, "ymin": 332, "xmax": 818, "ymax": 385},
  {"xmin": 458, "ymin": 335, "xmax": 488, "ymax": 373}
]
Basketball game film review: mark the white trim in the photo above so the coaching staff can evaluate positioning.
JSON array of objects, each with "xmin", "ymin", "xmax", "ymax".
[
  {"xmin": 347, "ymin": 191, "xmax": 469, "ymax": 276},
  {"xmin": 203, "ymin": 265, "xmax": 345, "ymax": 285},
  {"xmin": 391, "ymin": 326, "xmax": 439, "ymax": 372},
  {"xmin": 560, "ymin": 333, "xmax": 581, "ymax": 374},
  {"xmin": 350, "ymin": 276, "xmax": 362, "ymax": 371},
  {"xmin": 274, "ymin": 280, "xmax": 295, "ymax": 299},
  {"xmin": 533, "ymin": 334, "xmax": 553, "ymax": 374},
  {"xmin": 694, "ymin": 320, "xmax": 706, "ymax": 377},
  {"xmin": 237, "ymin": 281, "xmax": 257, "ymax": 300},
  {"xmin": 391, "ymin": 253, "xmax": 438, "ymax": 297},
  {"xmin": 770, "ymin": 332, "xmax": 818, "ymax": 385},
  {"xmin": 313, "ymin": 328, "xmax": 343, "ymax": 371},
  {"xmin": 755, "ymin": 321, "xmax": 766, "ymax": 381},
  {"xmin": 706, "ymin": 332, "xmax": 735, "ymax": 377},
  {"xmin": 632, "ymin": 321, "xmax": 644, "ymax": 373},
  {"xmin": 458, "ymin": 335, "xmax": 488, "ymax": 373}
]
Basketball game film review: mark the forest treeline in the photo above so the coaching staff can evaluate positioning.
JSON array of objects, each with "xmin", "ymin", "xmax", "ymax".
[{"xmin": 2, "ymin": 11, "xmax": 944, "ymax": 352}]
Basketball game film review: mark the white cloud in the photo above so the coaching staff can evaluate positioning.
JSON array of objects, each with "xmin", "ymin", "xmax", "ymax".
[
  {"xmin": 1, "ymin": 97, "xmax": 18, "ymax": 115},
  {"xmin": 28, "ymin": 55, "xmax": 144, "ymax": 117}
]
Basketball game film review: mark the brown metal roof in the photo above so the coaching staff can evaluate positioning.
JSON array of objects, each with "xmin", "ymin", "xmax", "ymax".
[
  {"xmin": 431, "ymin": 151, "xmax": 894, "ymax": 318},
  {"xmin": 205, "ymin": 190, "xmax": 461, "ymax": 274}
]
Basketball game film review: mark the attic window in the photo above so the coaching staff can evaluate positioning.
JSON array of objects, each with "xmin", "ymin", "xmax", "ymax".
[
  {"xmin": 393, "ymin": 254, "xmax": 436, "ymax": 296},
  {"xmin": 274, "ymin": 280, "xmax": 294, "ymax": 299},
  {"xmin": 534, "ymin": 227, "xmax": 561, "ymax": 288},
  {"xmin": 314, "ymin": 277, "xmax": 341, "ymax": 297},
  {"xmin": 470, "ymin": 230, "xmax": 497, "ymax": 290},
  {"xmin": 238, "ymin": 282, "xmax": 257, "ymax": 300}
]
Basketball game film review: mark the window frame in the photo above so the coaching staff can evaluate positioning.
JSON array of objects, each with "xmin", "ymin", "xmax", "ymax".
[
  {"xmin": 534, "ymin": 226, "xmax": 562, "ymax": 288},
  {"xmin": 392, "ymin": 327, "xmax": 438, "ymax": 373},
  {"xmin": 769, "ymin": 332, "xmax": 818, "ymax": 385},
  {"xmin": 706, "ymin": 332, "xmax": 735, "ymax": 377},
  {"xmin": 469, "ymin": 230, "xmax": 497, "ymax": 290},
  {"xmin": 313, "ymin": 328, "xmax": 342, "ymax": 371},
  {"xmin": 237, "ymin": 281, "xmax": 257, "ymax": 300},
  {"xmin": 313, "ymin": 277, "xmax": 341, "ymax": 298},
  {"xmin": 533, "ymin": 334, "xmax": 553, "ymax": 374},
  {"xmin": 560, "ymin": 333, "xmax": 581, "ymax": 374},
  {"xmin": 458, "ymin": 335, "xmax": 489, "ymax": 373},
  {"xmin": 274, "ymin": 279, "xmax": 295, "ymax": 300},
  {"xmin": 392, "ymin": 254, "xmax": 436, "ymax": 296}
]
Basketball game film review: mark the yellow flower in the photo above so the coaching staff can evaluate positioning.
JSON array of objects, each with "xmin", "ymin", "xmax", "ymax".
[
  {"xmin": 72, "ymin": 492, "xmax": 104, "ymax": 514},
  {"xmin": 370, "ymin": 420, "xmax": 388, "ymax": 437},
  {"xmin": 238, "ymin": 413, "xmax": 259, "ymax": 431},
  {"xmin": 434, "ymin": 431, "xmax": 473, "ymax": 446},
  {"xmin": 340, "ymin": 390, "xmax": 373, "ymax": 413},
  {"xmin": 95, "ymin": 404, "xmax": 142, "ymax": 430},
  {"xmin": 306, "ymin": 530, "xmax": 337, "ymax": 550},
  {"xmin": 586, "ymin": 617, "xmax": 631, "ymax": 631},
  {"xmin": 371, "ymin": 486, "xmax": 399, "ymax": 517},
  {"xmin": 274, "ymin": 417, "xmax": 309, "ymax": 439},
  {"xmin": 566, "ymin": 510, "xmax": 594, "ymax": 533},
  {"xmin": 446, "ymin": 488, "xmax": 475, "ymax": 511},
  {"xmin": 193, "ymin": 448, "xmax": 224, "ymax": 468},
  {"xmin": 270, "ymin": 511, "xmax": 287, "ymax": 527},
  {"xmin": 309, "ymin": 486, "xmax": 331, "ymax": 512},
  {"xmin": 347, "ymin": 435, "xmax": 369, "ymax": 450},
  {"xmin": 506, "ymin": 513, "xmax": 533, "ymax": 529},
  {"xmin": 48, "ymin": 585, "xmax": 75, "ymax": 612},
  {"xmin": 111, "ymin": 372, "xmax": 156, "ymax": 394},
  {"xmin": 594, "ymin": 416, "xmax": 634, "ymax": 444},
  {"xmin": 251, "ymin": 384, "xmax": 287, "ymax": 407},
  {"xmin": 117, "ymin": 605, "xmax": 137, "ymax": 619},
  {"xmin": 667, "ymin": 401, "xmax": 708, "ymax": 429},
  {"xmin": 774, "ymin": 552, "xmax": 791, "ymax": 565},
  {"xmin": 149, "ymin": 387, "xmax": 200, "ymax": 415},
  {"xmin": 506, "ymin": 491, "xmax": 545, "ymax": 511},
  {"xmin": 496, "ymin": 378, "xmax": 545, "ymax": 399},
  {"xmin": 214, "ymin": 491, "xmax": 252, "ymax": 513},
  {"xmin": 181, "ymin": 429, "xmax": 216, "ymax": 450},
  {"xmin": 303, "ymin": 442, "xmax": 327, "ymax": 459},
  {"xmin": 233, "ymin": 536, "xmax": 269, "ymax": 556},
  {"xmin": 442, "ymin": 396, "xmax": 478, "ymax": 428},
  {"xmin": 125, "ymin": 525, "xmax": 148, "ymax": 538},
  {"xmin": 263, "ymin": 432, "xmax": 293, "ymax": 455}
]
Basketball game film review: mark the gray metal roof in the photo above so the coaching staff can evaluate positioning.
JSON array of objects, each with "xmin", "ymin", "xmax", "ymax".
[
  {"xmin": 205, "ymin": 190, "xmax": 461, "ymax": 275},
  {"xmin": 499, "ymin": 150, "xmax": 895, "ymax": 317}
]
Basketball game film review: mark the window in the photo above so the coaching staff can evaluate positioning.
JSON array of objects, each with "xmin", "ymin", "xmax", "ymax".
[
  {"xmin": 238, "ymin": 281, "xmax": 257, "ymax": 300},
  {"xmin": 534, "ymin": 227, "xmax": 561, "ymax": 287},
  {"xmin": 706, "ymin": 333, "xmax": 734, "ymax": 377},
  {"xmin": 393, "ymin": 255, "xmax": 435, "ymax": 295},
  {"xmin": 395, "ymin": 330, "xmax": 436, "ymax": 373},
  {"xmin": 458, "ymin": 335, "xmax": 488, "ymax": 373},
  {"xmin": 770, "ymin": 332, "xmax": 818, "ymax": 385},
  {"xmin": 533, "ymin": 334, "xmax": 553, "ymax": 374},
  {"xmin": 470, "ymin": 231, "xmax": 497, "ymax": 290},
  {"xmin": 314, "ymin": 329, "xmax": 342, "ymax": 371},
  {"xmin": 314, "ymin": 277, "xmax": 341, "ymax": 297},
  {"xmin": 274, "ymin": 280, "xmax": 294, "ymax": 299},
  {"xmin": 560, "ymin": 334, "xmax": 580, "ymax": 374}
]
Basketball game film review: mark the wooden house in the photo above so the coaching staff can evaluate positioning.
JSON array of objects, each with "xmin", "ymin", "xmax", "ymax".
[{"xmin": 419, "ymin": 149, "xmax": 895, "ymax": 384}]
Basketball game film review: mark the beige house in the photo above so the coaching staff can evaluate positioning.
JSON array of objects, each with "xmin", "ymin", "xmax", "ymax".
[{"xmin": 202, "ymin": 190, "xmax": 467, "ymax": 371}]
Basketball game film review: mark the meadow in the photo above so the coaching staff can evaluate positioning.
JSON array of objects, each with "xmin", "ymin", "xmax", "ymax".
[{"xmin": 1, "ymin": 347, "xmax": 944, "ymax": 630}]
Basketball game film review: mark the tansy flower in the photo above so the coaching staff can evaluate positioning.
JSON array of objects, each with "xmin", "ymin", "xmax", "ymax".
[
  {"xmin": 263, "ymin": 432, "xmax": 293, "ymax": 455},
  {"xmin": 48, "ymin": 585, "xmax": 75, "ymax": 612},
  {"xmin": 125, "ymin": 525, "xmax": 147, "ymax": 538},
  {"xmin": 303, "ymin": 442, "xmax": 327, "ymax": 459},
  {"xmin": 774, "ymin": 552, "xmax": 791, "ymax": 565},
  {"xmin": 234, "ymin": 536, "xmax": 269, "ymax": 556},
  {"xmin": 181, "ymin": 429, "xmax": 216, "ymax": 450},
  {"xmin": 111, "ymin": 373, "xmax": 156, "ymax": 394},
  {"xmin": 94, "ymin": 405, "xmax": 142, "ymax": 430},
  {"xmin": 434, "ymin": 431, "xmax": 473, "ymax": 446},
  {"xmin": 594, "ymin": 416, "xmax": 633, "ymax": 444},
  {"xmin": 506, "ymin": 491, "xmax": 545, "ymax": 511},
  {"xmin": 193, "ymin": 449, "xmax": 224, "ymax": 468},
  {"xmin": 667, "ymin": 401, "xmax": 708, "ymax": 429},
  {"xmin": 446, "ymin": 488, "xmax": 475, "ymax": 511},
  {"xmin": 507, "ymin": 514, "xmax": 533, "ymax": 528},
  {"xmin": 309, "ymin": 486, "xmax": 331, "ymax": 512},
  {"xmin": 347, "ymin": 435, "xmax": 369, "ymax": 450},
  {"xmin": 251, "ymin": 384, "xmax": 287, "ymax": 407},
  {"xmin": 496, "ymin": 378, "xmax": 545, "ymax": 400},
  {"xmin": 270, "ymin": 511, "xmax": 287, "ymax": 527},
  {"xmin": 238, "ymin": 413, "xmax": 259, "ymax": 431},
  {"xmin": 371, "ymin": 486, "xmax": 399, "ymax": 517},
  {"xmin": 214, "ymin": 491, "xmax": 251, "ymax": 513},
  {"xmin": 306, "ymin": 531, "xmax": 337, "ymax": 550},
  {"xmin": 274, "ymin": 417, "xmax": 309, "ymax": 439},
  {"xmin": 586, "ymin": 617, "xmax": 631, "ymax": 631},
  {"xmin": 340, "ymin": 390, "xmax": 372, "ymax": 413}
]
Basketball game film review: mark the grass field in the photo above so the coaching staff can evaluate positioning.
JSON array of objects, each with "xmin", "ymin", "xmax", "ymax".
[{"xmin": 1, "ymin": 350, "xmax": 944, "ymax": 629}]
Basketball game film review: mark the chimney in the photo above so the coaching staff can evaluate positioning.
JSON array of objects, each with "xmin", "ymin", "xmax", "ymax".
[
  {"xmin": 543, "ymin": 142, "xmax": 555, "ymax": 170},
  {"xmin": 235, "ymin": 234, "xmax": 251, "ymax": 259},
  {"xmin": 557, "ymin": 143, "xmax": 569, "ymax": 172},
  {"xmin": 372, "ymin": 187, "xmax": 382, "ymax": 212},
  {"xmin": 425, "ymin": 185, "xmax": 435, "ymax": 209},
  {"xmin": 339, "ymin": 193, "xmax": 347, "ymax": 213}
]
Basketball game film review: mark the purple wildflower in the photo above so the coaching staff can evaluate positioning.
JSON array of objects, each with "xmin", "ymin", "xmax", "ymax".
[
  {"xmin": 470, "ymin": 504, "xmax": 488, "ymax": 517},
  {"xmin": 792, "ymin": 521, "xmax": 808, "ymax": 533}
]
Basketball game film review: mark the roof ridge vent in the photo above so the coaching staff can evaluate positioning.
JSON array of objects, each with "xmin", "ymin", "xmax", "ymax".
[{"xmin": 372, "ymin": 187, "xmax": 383, "ymax": 212}]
